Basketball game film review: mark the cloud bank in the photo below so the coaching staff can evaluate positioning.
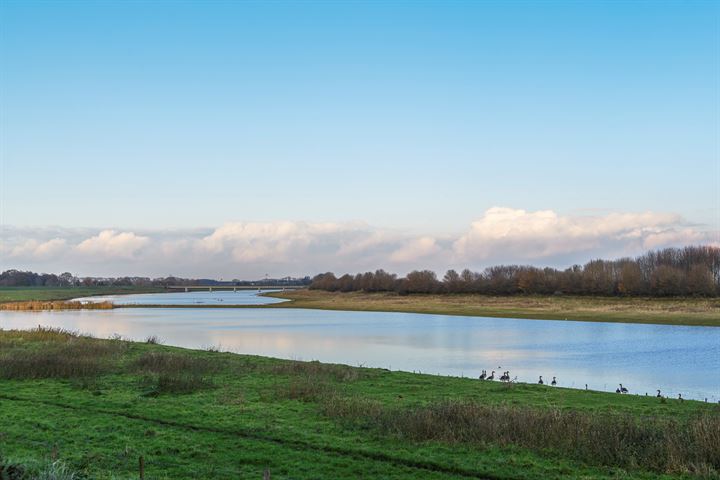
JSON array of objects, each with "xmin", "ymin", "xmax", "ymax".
[{"xmin": 1, "ymin": 207, "xmax": 717, "ymax": 277}]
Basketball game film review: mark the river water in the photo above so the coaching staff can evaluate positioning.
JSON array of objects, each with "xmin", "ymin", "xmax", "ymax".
[{"xmin": 1, "ymin": 291, "xmax": 717, "ymax": 401}]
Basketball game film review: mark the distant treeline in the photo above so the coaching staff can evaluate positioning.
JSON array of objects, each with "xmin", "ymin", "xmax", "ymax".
[
  {"xmin": 310, "ymin": 246, "xmax": 720, "ymax": 297},
  {"xmin": 0, "ymin": 271, "xmax": 311, "ymax": 288}
]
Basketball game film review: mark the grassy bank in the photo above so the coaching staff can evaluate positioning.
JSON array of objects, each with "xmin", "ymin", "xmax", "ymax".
[
  {"xmin": 0, "ymin": 286, "xmax": 164, "ymax": 304},
  {"xmin": 0, "ymin": 328, "xmax": 718, "ymax": 479},
  {"xmin": 265, "ymin": 290, "xmax": 720, "ymax": 327}
]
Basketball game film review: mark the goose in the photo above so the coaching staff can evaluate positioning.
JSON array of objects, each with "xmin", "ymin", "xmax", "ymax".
[
  {"xmin": 585, "ymin": 384, "xmax": 588, "ymax": 390},
  {"xmin": 551, "ymin": 376, "xmax": 557, "ymax": 386},
  {"xmin": 616, "ymin": 387, "xmax": 621, "ymax": 394},
  {"xmin": 478, "ymin": 370, "xmax": 486, "ymax": 381},
  {"xmin": 538, "ymin": 376, "xmax": 544, "ymax": 385},
  {"xmin": 619, "ymin": 384, "xmax": 628, "ymax": 394},
  {"xmin": 678, "ymin": 393, "xmax": 683, "ymax": 402},
  {"xmin": 487, "ymin": 370, "xmax": 495, "ymax": 381},
  {"xmin": 656, "ymin": 390, "xmax": 662, "ymax": 398}
]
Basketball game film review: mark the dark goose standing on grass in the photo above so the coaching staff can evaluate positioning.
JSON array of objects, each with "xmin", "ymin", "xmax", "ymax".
[
  {"xmin": 657, "ymin": 390, "xmax": 662, "ymax": 398},
  {"xmin": 619, "ymin": 384, "xmax": 628, "ymax": 394},
  {"xmin": 478, "ymin": 370, "xmax": 486, "ymax": 380},
  {"xmin": 551, "ymin": 376, "xmax": 557, "ymax": 386},
  {"xmin": 538, "ymin": 376, "xmax": 544, "ymax": 385},
  {"xmin": 487, "ymin": 370, "xmax": 495, "ymax": 381}
]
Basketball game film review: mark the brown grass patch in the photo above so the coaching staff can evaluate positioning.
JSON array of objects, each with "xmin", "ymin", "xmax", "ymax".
[
  {"xmin": 322, "ymin": 397, "xmax": 720, "ymax": 476},
  {"xmin": 0, "ymin": 301, "xmax": 113, "ymax": 311}
]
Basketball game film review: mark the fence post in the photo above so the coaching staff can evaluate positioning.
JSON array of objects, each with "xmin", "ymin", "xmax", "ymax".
[
  {"xmin": 139, "ymin": 456, "xmax": 145, "ymax": 480},
  {"xmin": 51, "ymin": 444, "xmax": 58, "ymax": 460},
  {"xmin": 263, "ymin": 468, "xmax": 271, "ymax": 480}
]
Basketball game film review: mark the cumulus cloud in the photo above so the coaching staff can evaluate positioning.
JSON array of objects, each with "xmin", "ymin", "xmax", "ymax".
[
  {"xmin": 75, "ymin": 230, "xmax": 149, "ymax": 259},
  {"xmin": 197, "ymin": 221, "xmax": 368, "ymax": 263},
  {"xmin": 390, "ymin": 237, "xmax": 442, "ymax": 263},
  {"xmin": 452, "ymin": 207, "xmax": 708, "ymax": 262},
  {"xmin": 0, "ymin": 208, "xmax": 716, "ymax": 277},
  {"xmin": 9, "ymin": 238, "xmax": 67, "ymax": 259}
]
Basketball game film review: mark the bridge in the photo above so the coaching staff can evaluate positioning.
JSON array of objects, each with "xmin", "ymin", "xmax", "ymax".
[{"xmin": 165, "ymin": 285, "xmax": 305, "ymax": 292}]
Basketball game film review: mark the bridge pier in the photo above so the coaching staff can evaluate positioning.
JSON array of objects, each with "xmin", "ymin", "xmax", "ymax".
[{"xmin": 185, "ymin": 287, "xmax": 189, "ymax": 292}]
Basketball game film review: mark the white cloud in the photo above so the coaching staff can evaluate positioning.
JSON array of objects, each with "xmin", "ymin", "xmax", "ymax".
[
  {"xmin": 390, "ymin": 237, "xmax": 442, "ymax": 263},
  {"xmin": 1, "ymin": 208, "xmax": 716, "ymax": 277},
  {"xmin": 197, "ymin": 221, "xmax": 362, "ymax": 263},
  {"xmin": 75, "ymin": 230, "xmax": 149, "ymax": 259},
  {"xmin": 9, "ymin": 238, "xmax": 67, "ymax": 259},
  {"xmin": 453, "ymin": 207, "xmax": 707, "ymax": 262}
]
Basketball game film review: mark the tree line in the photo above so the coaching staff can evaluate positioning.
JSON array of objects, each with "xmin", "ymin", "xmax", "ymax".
[
  {"xmin": 310, "ymin": 246, "xmax": 720, "ymax": 297},
  {"xmin": 0, "ymin": 271, "xmax": 311, "ymax": 288}
]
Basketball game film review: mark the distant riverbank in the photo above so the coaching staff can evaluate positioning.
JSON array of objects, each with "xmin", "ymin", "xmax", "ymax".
[
  {"xmin": 2, "ymin": 286, "xmax": 717, "ymax": 327},
  {"xmin": 0, "ymin": 286, "xmax": 164, "ymax": 304},
  {"xmin": 264, "ymin": 290, "xmax": 720, "ymax": 327}
]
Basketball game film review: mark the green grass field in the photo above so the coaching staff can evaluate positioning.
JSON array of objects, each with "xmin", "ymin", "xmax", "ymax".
[
  {"xmin": 0, "ymin": 328, "xmax": 717, "ymax": 479},
  {"xmin": 0, "ymin": 286, "xmax": 164, "ymax": 304},
  {"xmin": 266, "ymin": 290, "xmax": 720, "ymax": 327}
]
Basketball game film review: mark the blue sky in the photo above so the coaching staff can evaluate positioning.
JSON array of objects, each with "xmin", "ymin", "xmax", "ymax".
[{"xmin": 0, "ymin": 1, "xmax": 718, "ymax": 277}]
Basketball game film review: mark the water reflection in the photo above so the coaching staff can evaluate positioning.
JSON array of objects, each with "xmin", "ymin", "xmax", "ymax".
[
  {"xmin": 74, "ymin": 289, "xmax": 288, "ymax": 306},
  {"xmin": 1, "ymin": 306, "xmax": 718, "ymax": 401}
]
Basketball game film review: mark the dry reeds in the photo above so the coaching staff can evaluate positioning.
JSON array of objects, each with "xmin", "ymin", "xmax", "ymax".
[
  {"xmin": 0, "ymin": 301, "xmax": 113, "ymax": 311},
  {"xmin": 321, "ymin": 398, "xmax": 720, "ymax": 476}
]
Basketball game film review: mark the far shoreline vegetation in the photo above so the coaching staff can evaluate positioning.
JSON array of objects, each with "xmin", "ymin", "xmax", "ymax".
[{"xmin": 1, "ymin": 246, "xmax": 718, "ymax": 326}]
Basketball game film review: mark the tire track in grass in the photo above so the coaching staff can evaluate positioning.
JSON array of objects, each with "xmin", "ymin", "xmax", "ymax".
[{"xmin": 0, "ymin": 393, "xmax": 498, "ymax": 479}]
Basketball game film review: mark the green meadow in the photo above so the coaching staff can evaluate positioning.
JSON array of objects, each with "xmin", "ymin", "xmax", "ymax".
[
  {"xmin": 0, "ymin": 286, "xmax": 163, "ymax": 304},
  {"xmin": 0, "ymin": 328, "xmax": 717, "ymax": 480}
]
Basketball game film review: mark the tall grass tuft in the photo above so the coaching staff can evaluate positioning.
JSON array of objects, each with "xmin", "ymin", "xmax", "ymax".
[
  {"xmin": 268, "ymin": 360, "xmax": 360, "ymax": 382},
  {"xmin": 269, "ymin": 360, "xmax": 359, "ymax": 402},
  {"xmin": 322, "ymin": 398, "xmax": 720, "ymax": 476},
  {"xmin": 133, "ymin": 352, "xmax": 217, "ymax": 395},
  {"xmin": 0, "ymin": 328, "xmax": 125, "ymax": 380},
  {"xmin": 0, "ymin": 455, "xmax": 80, "ymax": 480}
]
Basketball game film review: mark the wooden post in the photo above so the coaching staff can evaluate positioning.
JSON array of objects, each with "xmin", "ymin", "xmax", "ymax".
[
  {"xmin": 139, "ymin": 456, "xmax": 145, "ymax": 480},
  {"xmin": 51, "ymin": 444, "xmax": 58, "ymax": 460},
  {"xmin": 263, "ymin": 468, "xmax": 271, "ymax": 480}
]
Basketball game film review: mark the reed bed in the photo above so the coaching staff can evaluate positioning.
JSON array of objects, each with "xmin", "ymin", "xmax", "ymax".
[
  {"xmin": 322, "ymin": 397, "xmax": 720, "ymax": 476},
  {"xmin": 0, "ymin": 301, "xmax": 113, "ymax": 311}
]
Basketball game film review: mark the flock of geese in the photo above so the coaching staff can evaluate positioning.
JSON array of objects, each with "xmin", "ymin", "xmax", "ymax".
[
  {"xmin": 478, "ymin": 369, "xmax": 557, "ymax": 386},
  {"xmin": 477, "ymin": 369, "xmax": 697, "ymax": 402}
]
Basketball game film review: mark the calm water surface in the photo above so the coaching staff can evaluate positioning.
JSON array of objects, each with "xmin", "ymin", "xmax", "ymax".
[
  {"xmin": 75, "ymin": 289, "xmax": 288, "ymax": 306},
  {"xmin": 2, "ymin": 292, "xmax": 718, "ymax": 401}
]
